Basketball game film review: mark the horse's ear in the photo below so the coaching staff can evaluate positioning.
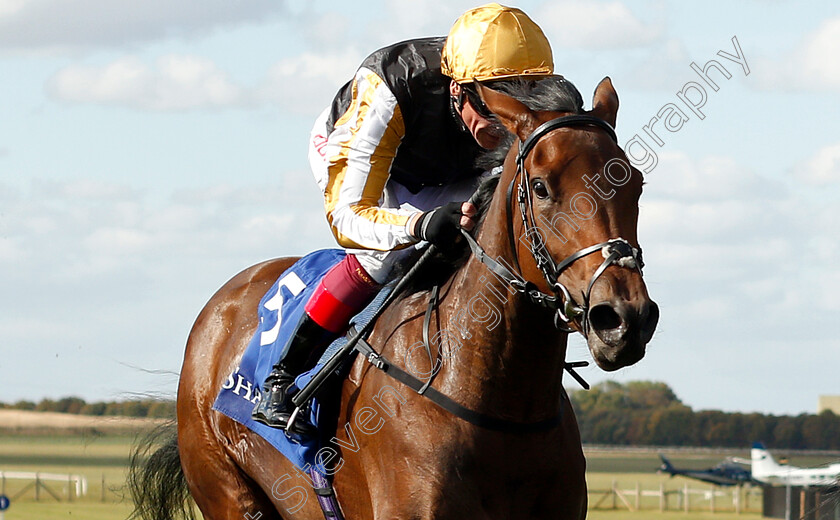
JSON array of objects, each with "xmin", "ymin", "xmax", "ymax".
[
  {"xmin": 591, "ymin": 77, "xmax": 619, "ymax": 127},
  {"xmin": 474, "ymin": 81, "xmax": 537, "ymax": 141}
]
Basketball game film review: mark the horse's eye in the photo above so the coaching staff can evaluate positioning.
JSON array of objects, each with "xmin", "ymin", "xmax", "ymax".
[{"xmin": 532, "ymin": 179, "xmax": 549, "ymax": 199}]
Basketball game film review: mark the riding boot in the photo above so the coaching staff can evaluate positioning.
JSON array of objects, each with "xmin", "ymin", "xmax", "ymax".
[
  {"xmin": 251, "ymin": 313, "xmax": 335, "ymax": 434},
  {"xmin": 252, "ymin": 253, "xmax": 382, "ymax": 434}
]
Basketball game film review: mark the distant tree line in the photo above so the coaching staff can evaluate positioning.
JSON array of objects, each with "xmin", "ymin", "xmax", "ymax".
[
  {"xmin": 4, "ymin": 382, "xmax": 839, "ymax": 448},
  {"xmin": 0, "ymin": 396, "xmax": 175, "ymax": 418},
  {"xmin": 570, "ymin": 381, "xmax": 840, "ymax": 450}
]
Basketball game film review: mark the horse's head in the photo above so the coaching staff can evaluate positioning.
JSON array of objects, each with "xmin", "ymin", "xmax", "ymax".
[{"xmin": 478, "ymin": 77, "xmax": 658, "ymax": 371}]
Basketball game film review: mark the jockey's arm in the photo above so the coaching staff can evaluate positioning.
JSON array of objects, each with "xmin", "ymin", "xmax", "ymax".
[{"xmin": 323, "ymin": 68, "xmax": 419, "ymax": 252}]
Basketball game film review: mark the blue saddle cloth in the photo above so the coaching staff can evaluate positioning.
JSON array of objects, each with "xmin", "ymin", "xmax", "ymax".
[{"xmin": 212, "ymin": 249, "xmax": 389, "ymax": 472}]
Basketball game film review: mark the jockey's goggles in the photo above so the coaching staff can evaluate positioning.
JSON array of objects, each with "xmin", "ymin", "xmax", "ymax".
[{"xmin": 459, "ymin": 85, "xmax": 496, "ymax": 121}]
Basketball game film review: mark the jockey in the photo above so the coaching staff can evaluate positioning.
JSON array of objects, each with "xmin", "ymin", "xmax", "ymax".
[{"xmin": 253, "ymin": 3, "xmax": 554, "ymax": 432}]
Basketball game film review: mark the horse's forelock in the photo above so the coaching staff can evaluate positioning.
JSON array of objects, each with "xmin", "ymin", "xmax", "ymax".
[{"xmin": 491, "ymin": 76, "xmax": 584, "ymax": 114}]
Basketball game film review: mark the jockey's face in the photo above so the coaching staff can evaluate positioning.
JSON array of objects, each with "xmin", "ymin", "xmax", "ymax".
[{"xmin": 450, "ymin": 81, "xmax": 505, "ymax": 150}]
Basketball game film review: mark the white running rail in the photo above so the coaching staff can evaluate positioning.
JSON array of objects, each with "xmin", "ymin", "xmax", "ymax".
[{"xmin": 0, "ymin": 471, "xmax": 88, "ymax": 496}]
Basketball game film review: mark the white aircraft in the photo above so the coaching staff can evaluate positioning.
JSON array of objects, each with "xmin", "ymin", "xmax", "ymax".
[{"xmin": 751, "ymin": 443, "xmax": 840, "ymax": 487}]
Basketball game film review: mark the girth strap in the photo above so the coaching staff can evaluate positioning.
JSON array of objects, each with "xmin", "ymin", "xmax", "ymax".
[{"xmin": 308, "ymin": 467, "xmax": 345, "ymax": 520}]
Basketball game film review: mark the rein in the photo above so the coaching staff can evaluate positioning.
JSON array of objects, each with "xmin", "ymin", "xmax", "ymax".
[{"xmin": 290, "ymin": 114, "xmax": 644, "ymax": 436}]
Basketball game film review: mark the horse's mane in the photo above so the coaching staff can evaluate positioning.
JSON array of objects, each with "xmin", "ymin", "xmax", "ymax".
[{"xmin": 400, "ymin": 76, "xmax": 583, "ymax": 295}]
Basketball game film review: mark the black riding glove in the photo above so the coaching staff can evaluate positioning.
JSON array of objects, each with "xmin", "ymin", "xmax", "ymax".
[{"xmin": 412, "ymin": 202, "xmax": 466, "ymax": 245}]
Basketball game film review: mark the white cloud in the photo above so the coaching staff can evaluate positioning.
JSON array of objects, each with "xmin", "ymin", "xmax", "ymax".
[
  {"xmin": 0, "ymin": 180, "xmax": 18, "ymax": 201},
  {"xmin": 257, "ymin": 50, "xmax": 363, "ymax": 114},
  {"xmin": 642, "ymin": 199, "xmax": 780, "ymax": 248},
  {"xmin": 636, "ymin": 150, "xmax": 837, "ymax": 345},
  {"xmin": 537, "ymin": 0, "xmax": 661, "ymax": 50},
  {"xmin": 796, "ymin": 142, "xmax": 840, "ymax": 185},
  {"xmin": 640, "ymin": 152, "xmax": 794, "ymax": 257},
  {"xmin": 0, "ymin": 237, "xmax": 25, "ymax": 262},
  {"xmin": 83, "ymin": 226, "xmax": 154, "ymax": 254},
  {"xmin": 298, "ymin": 11, "xmax": 354, "ymax": 51},
  {"xmin": 46, "ymin": 55, "xmax": 244, "ymax": 111},
  {"xmin": 0, "ymin": 0, "xmax": 26, "ymax": 17},
  {"xmin": 47, "ymin": 49, "xmax": 365, "ymax": 113},
  {"xmin": 3, "ymin": 176, "xmax": 331, "ymax": 284},
  {"xmin": 0, "ymin": 175, "xmax": 334, "ymax": 401},
  {"xmin": 754, "ymin": 16, "xmax": 840, "ymax": 91},
  {"xmin": 624, "ymin": 38, "xmax": 691, "ymax": 89},
  {"xmin": 370, "ymin": 0, "xmax": 470, "ymax": 45},
  {"xmin": 38, "ymin": 1, "xmax": 663, "ymax": 114},
  {"xmin": 647, "ymin": 152, "xmax": 787, "ymax": 202},
  {"xmin": 800, "ymin": 17, "xmax": 840, "ymax": 87},
  {"xmin": 36, "ymin": 178, "xmax": 137, "ymax": 200},
  {"xmin": 381, "ymin": 0, "xmax": 462, "ymax": 33},
  {"xmin": 0, "ymin": 0, "xmax": 282, "ymax": 50}
]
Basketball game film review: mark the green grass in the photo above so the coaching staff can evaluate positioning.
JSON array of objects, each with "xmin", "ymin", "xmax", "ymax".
[
  {"xmin": 588, "ymin": 512, "xmax": 761, "ymax": 520},
  {"xmin": 0, "ymin": 433, "xmax": 137, "ymax": 520},
  {"xmin": 5, "ymin": 434, "xmax": 830, "ymax": 519},
  {"xmin": 0, "ymin": 501, "xmax": 136, "ymax": 520},
  {"xmin": 586, "ymin": 472, "xmax": 762, "ymax": 515}
]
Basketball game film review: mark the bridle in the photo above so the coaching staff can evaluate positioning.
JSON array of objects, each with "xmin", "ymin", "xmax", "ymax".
[
  {"xmin": 462, "ymin": 114, "xmax": 644, "ymax": 336},
  {"xmin": 293, "ymin": 114, "xmax": 648, "ymax": 436},
  {"xmin": 290, "ymin": 115, "xmax": 649, "ymax": 438}
]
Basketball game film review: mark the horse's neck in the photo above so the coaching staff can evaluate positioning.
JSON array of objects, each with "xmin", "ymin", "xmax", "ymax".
[{"xmin": 437, "ymin": 214, "xmax": 570, "ymax": 421}]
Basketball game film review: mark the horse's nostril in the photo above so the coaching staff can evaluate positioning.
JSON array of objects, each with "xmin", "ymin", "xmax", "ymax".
[
  {"xmin": 641, "ymin": 301, "xmax": 660, "ymax": 337},
  {"xmin": 588, "ymin": 303, "xmax": 622, "ymax": 331}
]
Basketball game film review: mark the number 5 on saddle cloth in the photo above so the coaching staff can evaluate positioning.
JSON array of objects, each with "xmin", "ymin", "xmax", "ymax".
[{"xmin": 212, "ymin": 249, "xmax": 391, "ymax": 471}]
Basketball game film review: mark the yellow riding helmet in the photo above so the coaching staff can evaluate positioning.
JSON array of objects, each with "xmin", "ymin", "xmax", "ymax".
[{"xmin": 441, "ymin": 3, "xmax": 553, "ymax": 83}]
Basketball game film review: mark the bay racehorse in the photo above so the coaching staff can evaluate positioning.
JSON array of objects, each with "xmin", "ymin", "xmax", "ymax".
[{"xmin": 129, "ymin": 77, "xmax": 658, "ymax": 520}]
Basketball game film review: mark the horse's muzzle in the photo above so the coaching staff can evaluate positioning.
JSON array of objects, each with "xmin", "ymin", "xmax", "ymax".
[{"xmin": 587, "ymin": 299, "xmax": 659, "ymax": 370}]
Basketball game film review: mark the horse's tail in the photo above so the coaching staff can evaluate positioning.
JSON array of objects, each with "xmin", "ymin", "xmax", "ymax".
[{"xmin": 127, "ymin": 420, "xmax": 196, "ymax": 520}]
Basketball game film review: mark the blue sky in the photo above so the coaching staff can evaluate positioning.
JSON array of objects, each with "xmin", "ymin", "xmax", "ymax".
[{"xmin": 1, "ymin": 0, "xmax": 838, "ymax": 415}]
